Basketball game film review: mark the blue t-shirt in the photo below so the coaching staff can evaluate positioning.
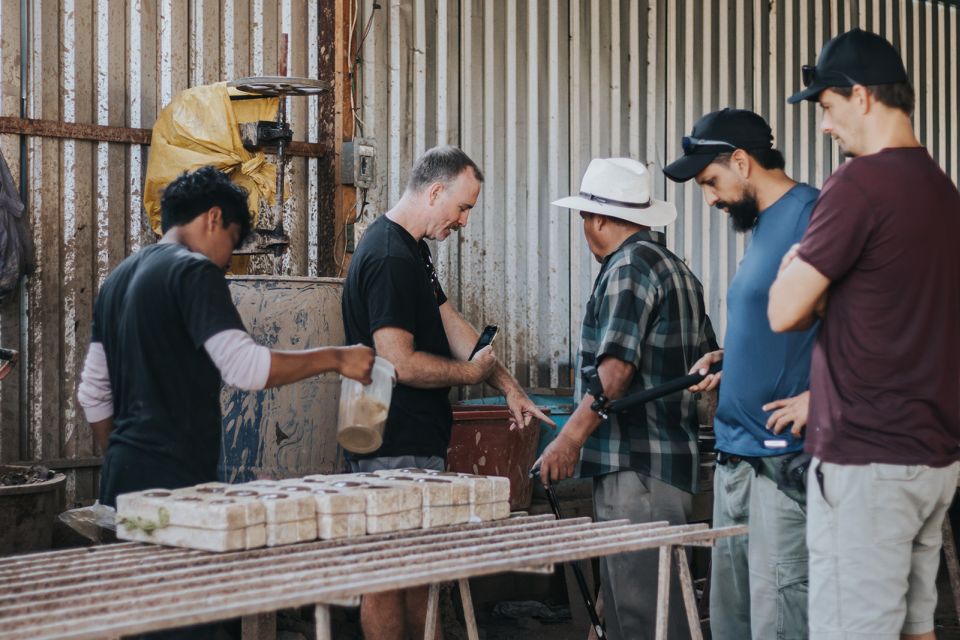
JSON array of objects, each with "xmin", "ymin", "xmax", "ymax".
[{"xmin": 715, "ymin": 183, "xmax": 820, "ymax": 457}]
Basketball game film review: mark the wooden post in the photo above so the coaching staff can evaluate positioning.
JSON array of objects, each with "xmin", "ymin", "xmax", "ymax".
[
  {"xmin": 424, "ymin": 583, "xmax": 441, "ymax": 640},
  {"xmin": 458, "ymin": 579, "xmax": 481, "ymax": 640},
  {"xmin": 655, "ymin": 545, "xmax": 672, "ymax": 640},
  {"xmin": 314, "ymin": 604, "xmax": 332, "ymax": 640},
  {"xmin": 674, "ymin": 546, "xmax": 704, "ymax": 640}
]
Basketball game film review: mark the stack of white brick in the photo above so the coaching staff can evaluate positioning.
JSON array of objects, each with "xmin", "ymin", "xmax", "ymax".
[{"xmin": 115, "ymin": 471, "xmax": 512, "ymax": 552}]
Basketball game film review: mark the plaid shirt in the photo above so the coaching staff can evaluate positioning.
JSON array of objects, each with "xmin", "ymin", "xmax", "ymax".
[{"xmin": 576, "ymin": 230, "xmax": 717, "ymax": 494}]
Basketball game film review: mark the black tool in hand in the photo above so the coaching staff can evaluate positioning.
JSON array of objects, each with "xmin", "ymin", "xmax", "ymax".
[
  {"xmin": 605, "ymin": 360, "xmax": 722, "ymax": 414},
  {"xmin": 529, "ymin": 461, "xmax": 606, "ymax": 639}
]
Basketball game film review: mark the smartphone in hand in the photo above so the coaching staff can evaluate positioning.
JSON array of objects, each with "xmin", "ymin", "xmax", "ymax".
[{"xmin": 469, "ymin": 325, "xmax": 499, "ymax": 359}]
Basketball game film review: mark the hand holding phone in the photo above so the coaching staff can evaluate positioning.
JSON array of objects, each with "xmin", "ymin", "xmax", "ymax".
[{"xmin": 469, "ymin": 325, "xmax": 499, "ymax": 360}]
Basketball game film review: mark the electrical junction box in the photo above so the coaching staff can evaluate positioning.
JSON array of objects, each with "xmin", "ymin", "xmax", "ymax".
[{"xmin": 342, "ymin": 138, "xmax": 375, "ymax": 189}]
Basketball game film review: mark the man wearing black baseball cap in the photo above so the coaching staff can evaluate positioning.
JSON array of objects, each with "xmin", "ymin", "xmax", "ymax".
[
  {"xmin": 771, "ymin": 28, "xmax": 960, "ymax": 640},
  {"xmin": 665, "ymin": 108, "xmax": 819, "ymax": 640}
]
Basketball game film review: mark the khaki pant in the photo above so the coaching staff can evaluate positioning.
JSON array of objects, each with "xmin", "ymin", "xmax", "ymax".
[{"xmin": 807, "ymin": 458, "xmax": 959, "ymax": 639}]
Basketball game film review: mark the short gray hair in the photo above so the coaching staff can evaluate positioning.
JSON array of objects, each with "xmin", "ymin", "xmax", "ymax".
[{"xmin": 406, "ymin": 145, "xmax": 484, "ymax": 193}]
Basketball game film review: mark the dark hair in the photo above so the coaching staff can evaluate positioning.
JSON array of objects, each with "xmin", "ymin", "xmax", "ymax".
[
  {"xmin": 713, "ymin": 147, "xmax": 786, "ymax": 171},
  {"xmin": 160, "ymin": 166, "xmax": 252, "ymax": 243},
  {"xmin": 406, "ymin": 145, "xmax": 484, "ymax": 193},
  {"xmin": 829, "ymin": 81, "xmax": 915, "ymax": 115}
]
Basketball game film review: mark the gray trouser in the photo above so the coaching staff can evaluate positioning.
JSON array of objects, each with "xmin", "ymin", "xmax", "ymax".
[
  {"xmin": 592, "ymin": 470, "xmax": 693, "ymax": 640},
  {"xmin": 748, "ymin": 457, "xmax": 808, "ymax": 640},
  {"xmin": 709, "ymin": 457, "xmax": 809, "ymax": 640},
  {"xmin": 709, "ymin": 460, "xmax": 753, "ymax": 640}
]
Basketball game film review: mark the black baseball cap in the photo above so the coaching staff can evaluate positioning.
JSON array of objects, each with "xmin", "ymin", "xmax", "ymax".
[
  {"xmin": 663, "ymin": 108, "xmax": 774, "ymax": 183},
  {"xmin": 787, "ymin": 28, "xmax": 908, "ymax": 103}
]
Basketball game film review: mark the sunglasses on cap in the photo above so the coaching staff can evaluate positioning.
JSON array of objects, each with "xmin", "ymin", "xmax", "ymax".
[
  {"xmin": 801, "ymin": 65, "xmax": 860, "ymax": 87},
  {"xmin": 681, "ymin": 136, "xmax": 737, "ymax": 154}
]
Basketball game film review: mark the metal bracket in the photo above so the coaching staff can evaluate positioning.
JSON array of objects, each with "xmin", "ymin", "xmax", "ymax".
[{"xmin": 225, "ymin": 76, "xmax": 331, "ymax": 256}]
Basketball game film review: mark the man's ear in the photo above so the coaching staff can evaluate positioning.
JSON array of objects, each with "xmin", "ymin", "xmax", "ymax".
[
  {"xmin": 206, "ymin": 206, "xmax": 223, "ymax": 231},
  {"xmin": 731, "ymin": 148, "xmax": 751, "ymax": 178},
  {"xmin": 427, "ymin": 182, "xmax": 444, "ymax": 206},
  {"xmin": 852, "ymin": 84, "xmax": 871, "ymax": 114}
]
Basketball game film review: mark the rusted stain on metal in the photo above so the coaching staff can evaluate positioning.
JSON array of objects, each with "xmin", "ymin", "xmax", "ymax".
[
  {"xmin": 315, "ymin": 0, "xmax": 337, "ymax": 276},
  {"xmin": 0, "ymin": 515, "xmax": 746, "ymax": 639}
]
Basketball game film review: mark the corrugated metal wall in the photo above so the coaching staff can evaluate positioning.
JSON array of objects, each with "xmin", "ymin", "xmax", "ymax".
[
  {"xmin": 0, "ymin": 1, "xmax": 330, "ymax": 505},
  {"xmin": 358, "ymin": 0, "xmax": 959, "ymax": 392}
]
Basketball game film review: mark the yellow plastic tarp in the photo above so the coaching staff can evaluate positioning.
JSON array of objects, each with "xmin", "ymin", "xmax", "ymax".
[{"xmin": 143, "ymin": 82, "xmax": 279, "ymax": 236}]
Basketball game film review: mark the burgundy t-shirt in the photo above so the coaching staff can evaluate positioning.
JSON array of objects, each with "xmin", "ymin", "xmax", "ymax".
[{"xmin": 797, "ymin": 147, "xmax": 960, "ymax": 466}]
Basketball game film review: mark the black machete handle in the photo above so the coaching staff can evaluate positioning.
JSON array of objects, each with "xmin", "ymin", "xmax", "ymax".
[{"xmin": 605, "ymin": 360, "xmax": 722, "ymax": 414}]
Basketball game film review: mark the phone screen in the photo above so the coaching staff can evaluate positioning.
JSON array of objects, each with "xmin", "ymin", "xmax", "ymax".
[{"xmin": 469, "ymin": 325, "xmax": 499, "ymax": 359}]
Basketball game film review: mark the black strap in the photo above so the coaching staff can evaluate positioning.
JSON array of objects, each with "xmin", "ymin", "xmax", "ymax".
[{"xmin": 579, "ymin": 191, "xmax": 652, "ymax": 209}]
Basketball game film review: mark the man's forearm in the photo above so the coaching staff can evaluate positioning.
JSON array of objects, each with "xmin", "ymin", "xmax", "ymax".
[
  {"xmin": 395, "ymin": 350, "xmax": 479, "ymax": 388},
  {"xmin": 91, "ymin": 418, "xmax": 113, "ymax": 454},
  {"xmin": 768, "ymin": 255, "xmax": 831, "ymax": 333},
  {"xmin": 487, "ymin": 363, "xmax": 523, "ymax": 396},
  {"xmin": 561, "ymin": 357, "xmax": 636, "ymax": 443},
  {"xmin": 266, "ymin": 348, "xmax": 342, "ymax": 387}
]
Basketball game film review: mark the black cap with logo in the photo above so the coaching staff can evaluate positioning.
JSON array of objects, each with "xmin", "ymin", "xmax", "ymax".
[
  {"xmin": 787, "ymin": 28, "xmax": 909, "ymax": 104},
  {"xmin": 663, "ymin": 108, "xmax": 774, "ymax": 183}
]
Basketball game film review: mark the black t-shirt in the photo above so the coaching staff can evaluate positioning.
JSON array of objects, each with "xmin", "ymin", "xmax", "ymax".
[
  {"xmin": 94, "ymin": 243, "xmax": 246, "ymax": 505},
  {"xmin": 341, "ymin": 215, "xmax": 453, "ymax": 459}
]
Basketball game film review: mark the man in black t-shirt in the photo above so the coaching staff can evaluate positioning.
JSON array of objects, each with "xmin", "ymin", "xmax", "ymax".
[
  {"xmin": 342, "ymin": 145, "xmax": 553, "ymax": 640},
  {"xmin": 78, "ymin": 167, "xmax": 375, "ymax": 510}
]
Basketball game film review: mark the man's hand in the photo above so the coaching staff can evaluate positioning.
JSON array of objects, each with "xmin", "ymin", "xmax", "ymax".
[
  {"xmin": 504, "ymin": 388, "xmax": 557, "ymax": 431},
  {"xmin": 337, "ymin": 344, "xmax": 376, "ymax": 384},
  {"xmin": 535, "ymin": 431, "xmax": 583, "ymax": 485},
  {"xmin": 688, "ymin": 350, "xmax": 723, "ymax": 393},
  {"xmin": 467, "ymin": 345, "xmax": 497, "ymax": 384},
  {"xmin": 763, "ymin": 390, "xmax": 810, "ymax": 437}
]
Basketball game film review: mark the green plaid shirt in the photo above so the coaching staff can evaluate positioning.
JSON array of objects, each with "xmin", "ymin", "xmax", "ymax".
[{"xmin": 576, "ymin": 230, "xmax": 717, "ymax": 494}]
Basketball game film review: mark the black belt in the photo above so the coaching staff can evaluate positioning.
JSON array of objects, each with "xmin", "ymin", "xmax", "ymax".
[{"xmin": 715, "ymin": 451, "xmax": 763, "ymax": 475}]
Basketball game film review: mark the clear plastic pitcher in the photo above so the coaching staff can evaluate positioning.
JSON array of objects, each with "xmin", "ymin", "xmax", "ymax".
[{"xmin": 336, "ymin": 356, "xmax": 396, "ymax": 454}]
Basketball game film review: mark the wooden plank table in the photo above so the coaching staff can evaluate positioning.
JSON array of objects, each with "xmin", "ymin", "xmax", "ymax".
[{"xmin": 0, "ymin": 514, "xmax": 746, "ymax": 640}]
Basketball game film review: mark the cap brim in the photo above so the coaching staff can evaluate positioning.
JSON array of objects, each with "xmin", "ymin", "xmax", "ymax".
[
  {"xmin": 662, "ymin": 153, "xmax": 715, "ymax": 183},
  {"xmin": 787, "ymin": 81, "xmax": 828, "ymax": 104},
  {"xmin": 551, "ymin": 195, "xmax": 678, "ymax": 227}
]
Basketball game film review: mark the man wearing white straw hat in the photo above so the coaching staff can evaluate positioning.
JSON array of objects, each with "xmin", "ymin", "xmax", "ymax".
[{"xmin": 539, "ymin": 158, "xmax": 718, "ymax": 639}]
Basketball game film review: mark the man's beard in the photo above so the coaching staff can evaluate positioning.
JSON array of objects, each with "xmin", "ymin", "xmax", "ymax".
[{"xmin": 717, "ymin": 189, "xmax": 760, "ymax": 232}]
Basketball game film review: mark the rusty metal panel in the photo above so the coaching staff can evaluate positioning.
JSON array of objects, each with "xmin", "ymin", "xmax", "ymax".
[
  {"xmin": 220, "ymin": 277, "xmax": 345, "ymax": 482},
  {"xmin": 0, "ymin": 1, "xmax": 330, "ymax": 505},
  {"xmin": 0, "ymin": 0, "xmax": 23, "ymax": 464},
  {"xmin": 359, "ymin": 0, "xmax": 959, "ymax": 393}
]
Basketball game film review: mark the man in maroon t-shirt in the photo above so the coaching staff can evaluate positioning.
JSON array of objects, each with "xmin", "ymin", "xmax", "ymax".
[{"xmin": 769, "ymin": 28, "xmax": 960, "ymax": 640}]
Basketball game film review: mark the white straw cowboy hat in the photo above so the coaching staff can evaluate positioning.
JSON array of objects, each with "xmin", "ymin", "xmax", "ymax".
[{"xmin": 552, "ymin": 158, "xmax": 677, "ymax": 227}]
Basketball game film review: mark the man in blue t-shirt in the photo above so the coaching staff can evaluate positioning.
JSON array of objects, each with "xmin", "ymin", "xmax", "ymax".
[{"xmin": 664, "ymin": 109, "xmax": 818, "ymax": 640}]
